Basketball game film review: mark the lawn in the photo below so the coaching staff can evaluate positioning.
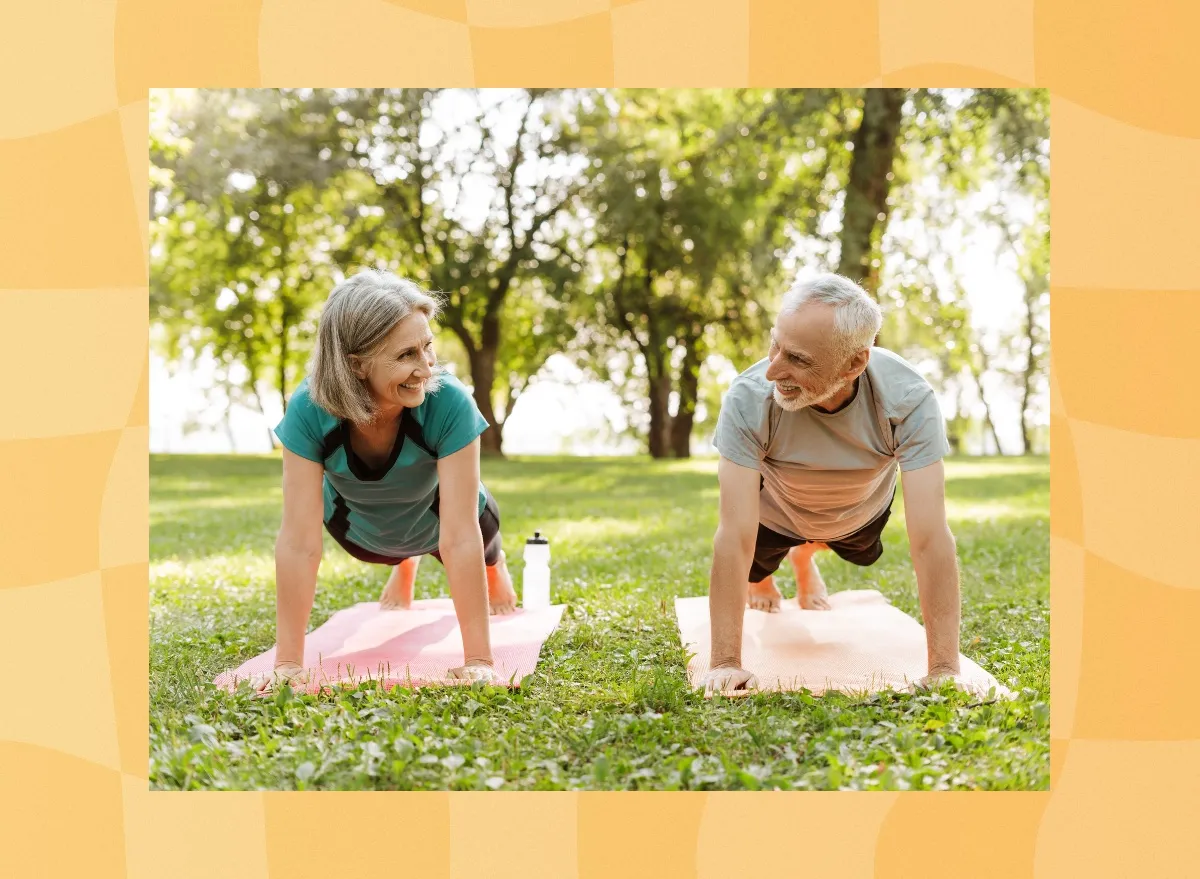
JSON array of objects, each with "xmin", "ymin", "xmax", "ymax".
[{"xmin": 150, "ymin": 454, "xmax": 1049, "ymax": 791}]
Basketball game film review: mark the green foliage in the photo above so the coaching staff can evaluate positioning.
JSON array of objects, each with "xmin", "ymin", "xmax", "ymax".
[
  {"xmin": 151, "ymin": 89, "xmax": 366, "ymax": 419},
  {"xmin": 574, "ymin": 89, "xmax": 841, "ymax": 456},
  {"xmin": 149, "ymin": 88, "xmax": 1050, "ymax": 455},
  {"xmin": 150, "ymin": 455, "xmax": 1048, "ymax": 790}
]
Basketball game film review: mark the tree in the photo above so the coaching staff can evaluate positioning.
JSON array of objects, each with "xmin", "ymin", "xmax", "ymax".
[
  {"xmin": 979, "ymin": 89, "xmax": 1050, "ymax": 454},
  {"xmin": 150, "ymin": 89, "xmax": 356, "ymax": 437},
  {"xmin": 836, "ymin": 88, "xmax": 907, "ymax": 297},
  {"xmin": 874, "ymin": 88, "xmax": 1049, "ymax": 455},
  {"xmin": 580, "ymin": 89, "xmax": 839, "ymax": 457},
  {"xmin": 333, "ymin": 88, "xmax": 590, "ymax": 455}
]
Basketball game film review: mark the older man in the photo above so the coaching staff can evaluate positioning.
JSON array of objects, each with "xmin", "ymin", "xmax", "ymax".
[{"xmin": 700, "ymin": 273, "xmax": 962, "ymax": 696}]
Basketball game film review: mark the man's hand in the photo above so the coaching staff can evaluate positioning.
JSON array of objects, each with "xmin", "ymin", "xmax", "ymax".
[
  {"xmin": 447, "ymin": 660, "xmax": 502, "ymax": 685},
  {"xmin": 901, "ymin": 461, "xmax": 962, "ymax": 677},
  {"xmin": 908, "ymin": 668, "xmax": 1002, "ymax": 700},
  {"xmin": 698, "ymin": 665, "xmax": 759, "ymax": 697}
]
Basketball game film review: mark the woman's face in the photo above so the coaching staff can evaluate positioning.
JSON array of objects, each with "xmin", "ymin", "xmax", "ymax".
[{"xmin": 354, "ymin": 312, "xmax": 438, "ymax": 414}]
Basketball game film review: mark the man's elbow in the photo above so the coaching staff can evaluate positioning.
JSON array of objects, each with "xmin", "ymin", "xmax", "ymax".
[
  {"xmin": 910, "ymin": 524, "xmax": 956, "ymax": 560},
  {"xmin": 713, "ymin": 524, "xmax": 755, "ymax": 563}
]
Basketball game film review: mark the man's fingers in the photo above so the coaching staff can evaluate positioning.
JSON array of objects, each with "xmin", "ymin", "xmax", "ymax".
[{"xmin": 699, "ymin": 668, "xmax": 758, "ymax": 698}]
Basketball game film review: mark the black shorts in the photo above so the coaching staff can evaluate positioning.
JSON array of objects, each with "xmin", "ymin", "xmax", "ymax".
[
  {"xmin": 748, "ymin": 492, "xmax": 895, "ymax": 583},
  {"xmin": 325, "ymin": 487, "xmax": 503, "ymax": 567}
]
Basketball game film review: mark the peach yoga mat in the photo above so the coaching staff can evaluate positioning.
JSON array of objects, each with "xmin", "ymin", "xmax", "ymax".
[
  {"xmin": 214, "ymin": 599, "xmax": 566, "ymax": 693},
  {"xmin": 675, "ymin": 590, "xmax": 1012, "ymax": 698}
]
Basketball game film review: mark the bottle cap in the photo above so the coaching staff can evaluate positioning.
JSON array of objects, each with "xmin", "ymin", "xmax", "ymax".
[{"xmin": 526, "ymin": 531, "xmax": 549, "ymax": 545}]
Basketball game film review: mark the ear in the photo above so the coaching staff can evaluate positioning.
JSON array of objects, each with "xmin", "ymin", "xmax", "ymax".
[
  {"xmin": 348, "ymin": 355, "xmax": 367, "ymax": 380},
  {"xmin": 845, "ymin": 347, "xmax": 870, "ymax": 380}
]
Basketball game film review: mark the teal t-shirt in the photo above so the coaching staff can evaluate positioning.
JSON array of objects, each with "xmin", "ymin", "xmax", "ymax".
[{"xmin": 273, "ymin": 373, "xmax": 490, "ymax": 558}]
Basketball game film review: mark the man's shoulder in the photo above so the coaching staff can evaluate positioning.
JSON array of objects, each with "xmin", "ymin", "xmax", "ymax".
[
  {"xmin": 729, "ymin": 357, "xmax": 773, "ymax": 396},
  {"xmin": 867, "ymin": 347, "xmax": 938, "ymax": 415}
]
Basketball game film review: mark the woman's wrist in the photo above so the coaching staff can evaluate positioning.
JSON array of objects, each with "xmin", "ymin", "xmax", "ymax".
[
  {"xmin": 464, "ymin": 657, "xmax": 494, "ymax": 668},
  {"xmin": 274, "ymin": 659, "xmax": 304, "ymax": 670}
]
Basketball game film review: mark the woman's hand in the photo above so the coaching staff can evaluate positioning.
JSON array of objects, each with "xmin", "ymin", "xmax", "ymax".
[
  {"xmin": 436, "ymin": 439, "xmax": 495, "ymax": 669},
  {"xmin": 275, "ymin": 449, "xmax": 326, "ymax": 670},
  {"xmin": 447, "ymin": 659, "xmax": 502, "ymax": 685},
  {"xmin": 248, "ymin": 661, "xmax": 312, "ymax": 695}
]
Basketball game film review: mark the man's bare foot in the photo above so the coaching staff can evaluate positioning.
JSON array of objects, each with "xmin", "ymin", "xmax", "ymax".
[
  {"xmin": 747, "ymin": 575, "xmax": 782, "ymax": 612},
  {"xmin": 486, "ymin": 550, "xmax": 518, "ymax": 615},
  {"xmin": 379, "ymin": 556, "xmax": 419, "ymax": 610},
  {"xmin": 789, "ymin": 544, "xmax": 831, "ymax": 610}
]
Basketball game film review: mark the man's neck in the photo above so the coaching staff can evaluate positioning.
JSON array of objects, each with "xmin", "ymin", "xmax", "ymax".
[{"xmin": 811, "ymin": 377, "xmax": 859, "ymax": 414}]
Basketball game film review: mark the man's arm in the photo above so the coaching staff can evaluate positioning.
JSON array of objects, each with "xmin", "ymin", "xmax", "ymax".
[
  {"xmin": 899, "ymin": 460, "xmax": 961, "ymax": 681},
  {"xmin": 704, "ymin": 456, "xmax": 761, "ymax": 690}
]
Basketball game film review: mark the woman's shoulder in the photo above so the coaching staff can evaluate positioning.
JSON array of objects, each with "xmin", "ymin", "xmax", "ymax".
[
  {"xmin": 284, "ymin": 377, "xmax": 341, "ymax": 431},
  {"xmin": 422, "ymin": 371, "xmax": 476, "ymax": 414}
]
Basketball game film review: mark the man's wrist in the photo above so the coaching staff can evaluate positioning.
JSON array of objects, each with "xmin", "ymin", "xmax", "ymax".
[{"xmin": 710, "ymin": 656, "xmax": 742, "ymax": 671}]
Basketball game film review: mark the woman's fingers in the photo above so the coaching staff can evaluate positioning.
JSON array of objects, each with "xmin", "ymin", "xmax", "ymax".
[{"xmin": 447, "ymin": 664, "xmax": 502, "ymax": 685}]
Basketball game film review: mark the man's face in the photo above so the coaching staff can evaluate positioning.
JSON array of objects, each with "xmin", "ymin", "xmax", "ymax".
[{"xmin": 765, "ymin": 302, "xmax": 853, "ymax": 412}]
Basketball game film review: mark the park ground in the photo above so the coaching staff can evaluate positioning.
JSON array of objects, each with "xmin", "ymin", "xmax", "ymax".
[{"xmin": 150, "ymin": 454, "xmax": 1048, "ymax": 791}]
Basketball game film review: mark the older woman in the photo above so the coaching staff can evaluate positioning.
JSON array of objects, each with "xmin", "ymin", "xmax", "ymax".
[{"xmin": 256, "ymin": 270, "xmax": 517, "ymax": 691}]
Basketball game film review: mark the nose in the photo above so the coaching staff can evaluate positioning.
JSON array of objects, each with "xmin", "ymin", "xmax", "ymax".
[{"xmin": 765, "ymin": 352, "xmax": 784, "ymax": 381}]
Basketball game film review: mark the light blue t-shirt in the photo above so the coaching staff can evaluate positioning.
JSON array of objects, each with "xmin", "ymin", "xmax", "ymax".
[
  {"xmin": 273, "ymin": 373, "xmax": 490, "ymax": 558},
  {"xmin": 713, "ymin": 346, "xmax": 950, "ymax": 541}
]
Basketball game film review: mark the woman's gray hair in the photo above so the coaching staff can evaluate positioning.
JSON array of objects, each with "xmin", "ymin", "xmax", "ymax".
[
  {"xmin": 779, "ymin": 273, "xmax": 883, "ymax": 366},
  {"xmin": 308, "ymin": 270, "xmax": 442, "ymax": 424}
]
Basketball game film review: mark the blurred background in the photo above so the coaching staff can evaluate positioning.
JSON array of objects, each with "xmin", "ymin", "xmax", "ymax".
[{"xmin": 149, "ymin": 87, "xmax": 1048, "ymax": 459}]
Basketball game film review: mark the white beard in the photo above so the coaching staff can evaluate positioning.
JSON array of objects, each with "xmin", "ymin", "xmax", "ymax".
[{"xmin": 772, "ymin": 377, "xmax": 850, "ymax": 412}]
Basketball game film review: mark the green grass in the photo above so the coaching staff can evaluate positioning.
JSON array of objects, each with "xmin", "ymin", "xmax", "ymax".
[{"xmin": 150, "ymin": 454, "xmax": 1049, "ymax": 791}]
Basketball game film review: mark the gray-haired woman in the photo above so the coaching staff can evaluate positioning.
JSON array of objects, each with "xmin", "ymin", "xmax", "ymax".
[{"xmin": 252, "ymin": 270, "xmax": 517, "ymax": 691}]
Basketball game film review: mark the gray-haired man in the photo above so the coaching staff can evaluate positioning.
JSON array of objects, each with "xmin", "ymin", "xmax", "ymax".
[{"xmin": 699, "ymin": 273, "xmax": 964, "ymax": 696}]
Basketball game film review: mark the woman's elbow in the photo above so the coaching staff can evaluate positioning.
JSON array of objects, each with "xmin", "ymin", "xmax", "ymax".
[
  {"xmin": 276, "ymin": 529, "xmax": 323, "ymax": 562},
  {"xmin": 439, "ymin": 523, "xmax": 484, "ymax": 558}
]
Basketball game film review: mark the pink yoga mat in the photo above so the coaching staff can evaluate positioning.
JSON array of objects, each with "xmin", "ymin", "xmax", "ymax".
[
  {"xmin": 214, "ymin": 599, "xmax": 566, "ymax": 693},
  {"xmin": 676, "ymin": 589, "xmax": 1012, "ymax": 698}
]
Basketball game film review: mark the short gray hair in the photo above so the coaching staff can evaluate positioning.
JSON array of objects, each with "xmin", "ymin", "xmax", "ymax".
[
  {"xmin": 308, "ymin": 270, "xmax": 442, "ymax": 424},
  {"xmin": 779, "ymin": 273, "xmax": 883, "ymax": 365}
]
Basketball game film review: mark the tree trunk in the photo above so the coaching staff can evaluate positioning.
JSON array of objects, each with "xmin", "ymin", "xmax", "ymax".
[
  {"xmin": 969, "ymin": 358, "xmax": 1004, "ymax": 456},
  {"xmin": 645, "ymin": 343, "xmax": 673, "ymax": 459},
  {"xmin": 669, "ymin": 342, "xmax": 701, "ymax": 458},
  {"xmin": 278, "ymin": 304, "xmax": 290, "ymax": 416},
  {"xmin": 468, "ymin": 327, "xmax": 505, "ymax": 457},
  {"xmin": 1019, "ymin": 289, "xmax": 1036, "ymax": 455},
  {"xmin": 837, "ymin": 88, "xmax": 906, "ymax": 297}
]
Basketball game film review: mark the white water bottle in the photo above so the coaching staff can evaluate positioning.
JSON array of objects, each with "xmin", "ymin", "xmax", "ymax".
[{"xmin": 522, "ymin": 531, "xmax": 551, "ymax": 610}]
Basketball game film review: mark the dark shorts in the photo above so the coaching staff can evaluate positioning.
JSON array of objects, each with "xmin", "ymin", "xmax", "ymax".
[
  {"xmin": 325, "ymin": 487, "xmax": 503, "ymax": 568},
  {"xmin": 748, "ymin": 492, "xmax": 895, "ymax": 583}
]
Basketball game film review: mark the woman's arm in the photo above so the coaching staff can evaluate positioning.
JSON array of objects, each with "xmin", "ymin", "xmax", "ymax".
[
  {"xmin": 273, "ymin": 448, "xmax": 326, "ymax": 669},
  {"xmin": 435, "ymin": 438, "xmax": 494, "ymax": 674}
]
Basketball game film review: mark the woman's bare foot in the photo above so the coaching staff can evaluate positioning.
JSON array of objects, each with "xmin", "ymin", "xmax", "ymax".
[
  {"xmin": 789, "ymin": 544, "xmax": 831, "ymax": 610},
  {"xmin": 747, "ymin": 575, "xmax": 782, "ymax": 612},
  {"xmin": 379, "ymin": 556, "xmax": 420, "ymax": 610},
  {"xmin": 486, "ymin": 550, "xmax": 518, "ymax": 615}
]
